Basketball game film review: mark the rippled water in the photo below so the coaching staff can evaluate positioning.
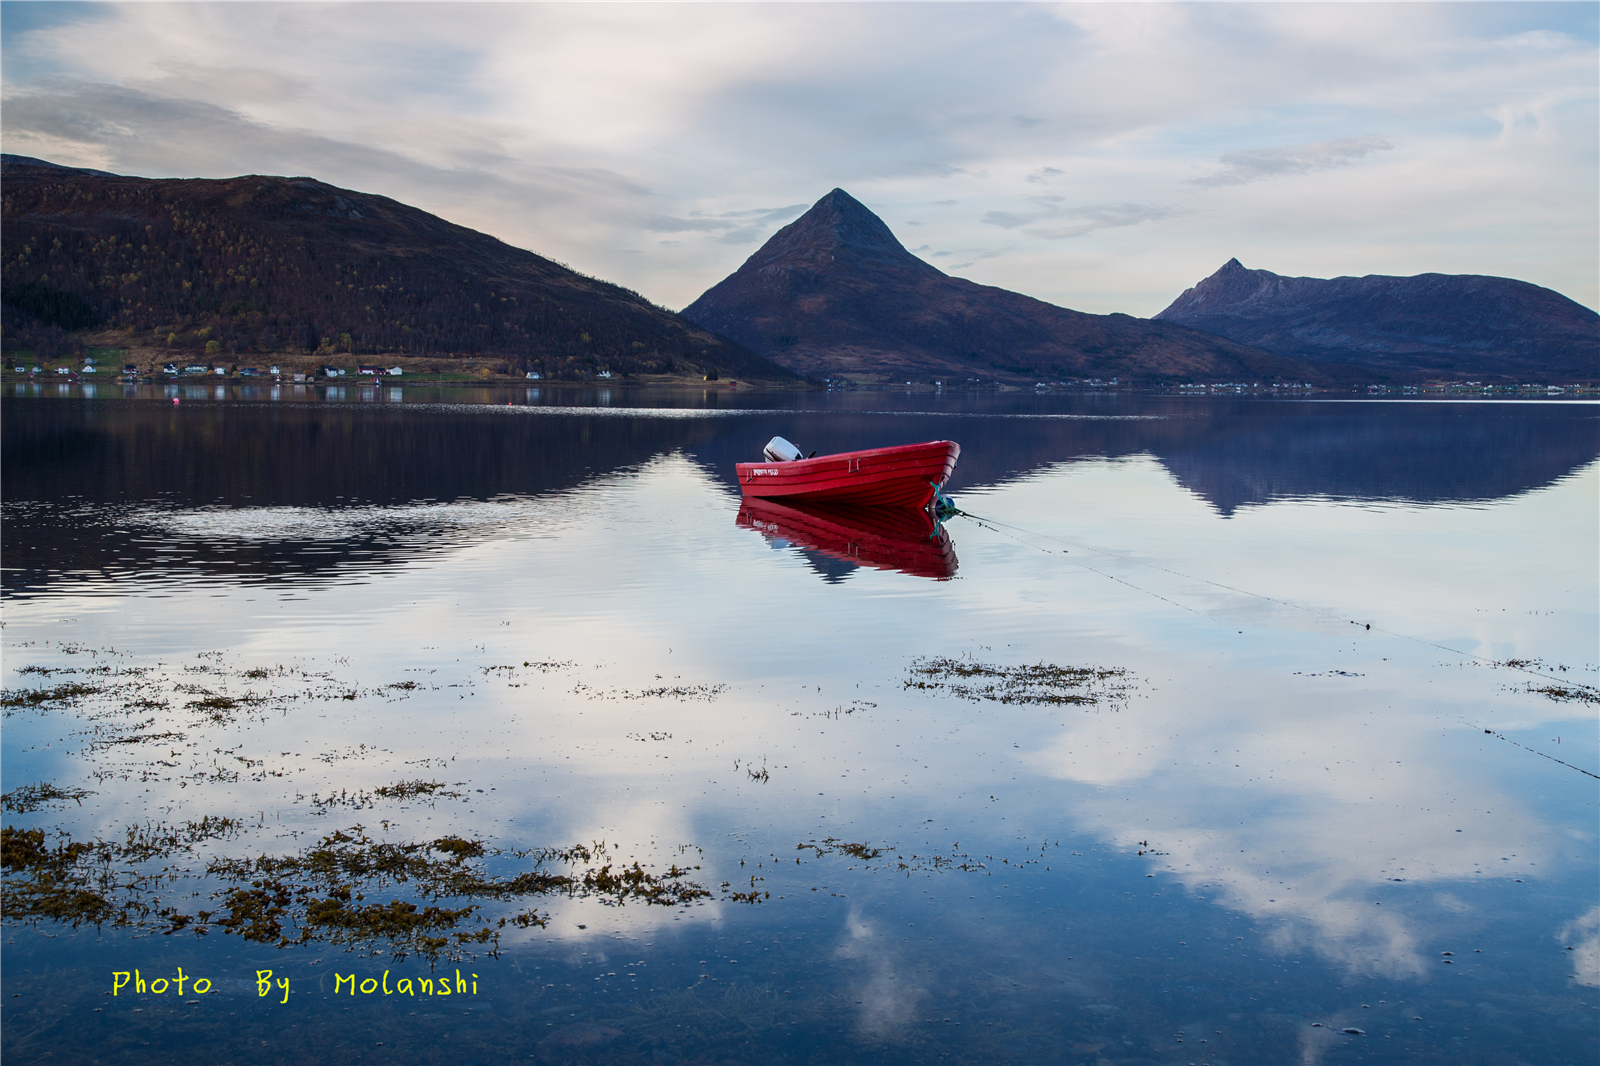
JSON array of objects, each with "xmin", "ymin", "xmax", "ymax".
[{"xmin": 3, "ymin": 385, "xmax": 1596, "ymax": 1065}]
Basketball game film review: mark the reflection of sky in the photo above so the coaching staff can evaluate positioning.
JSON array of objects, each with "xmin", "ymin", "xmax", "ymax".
[{"xmin": 4, "ymin": 445, "xmax": 1596, "ymax": 991}]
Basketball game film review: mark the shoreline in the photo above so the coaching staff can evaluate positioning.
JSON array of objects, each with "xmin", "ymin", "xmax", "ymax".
[{"xmin": 3, "ymin": 373, "xmax": 1595, "ymax": 400}]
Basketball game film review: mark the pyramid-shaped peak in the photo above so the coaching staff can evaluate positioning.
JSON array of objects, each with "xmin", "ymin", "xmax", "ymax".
[
  {"xmin": 810, "ymin": 187, "xmax": 881, "ymax": 222},
  {"xmin": 742, "ymin": 188, "xmax": 939, "ymax": 276},
  {"xmin": 803, "ymin": 188, "xmax": 891, "ymax": 228}
]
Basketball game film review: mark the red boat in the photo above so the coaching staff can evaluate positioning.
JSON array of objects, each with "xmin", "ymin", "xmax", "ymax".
[
  {"xmin": 737, "ymin": 497, "xmax": 958, "ymax": 580},
  {"xmin": 736, "ymin": 439, "xmax": 960, "ymax": 509}
]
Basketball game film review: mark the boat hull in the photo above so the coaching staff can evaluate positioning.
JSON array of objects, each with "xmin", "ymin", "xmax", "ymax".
[{"xmin": 736, "ymin": 440, "xmax": 960, "ymax": 509}]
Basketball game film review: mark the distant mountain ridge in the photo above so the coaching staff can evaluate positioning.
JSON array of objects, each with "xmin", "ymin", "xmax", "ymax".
[
  {"xmin": 0, "ymin": 155, "xmax": 793, "ymax": 381},
  {"xmin": 682, "ymin": 189, "xmax": 1320, "ymax": 384},
  {"xmin": 1155, "ymin": 258, "xmax": 1598, "ymax": 383}
]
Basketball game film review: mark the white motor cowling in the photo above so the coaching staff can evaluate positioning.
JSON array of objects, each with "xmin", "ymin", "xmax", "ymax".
[{"xmin": 762, "ymin": 436, "xmax": 804, "ymax": 463}]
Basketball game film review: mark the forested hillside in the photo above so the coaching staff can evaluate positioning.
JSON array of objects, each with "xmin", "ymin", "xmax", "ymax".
[{"xmin": 0, "ymin": 156, "xmax": 792, "ymax": 381}]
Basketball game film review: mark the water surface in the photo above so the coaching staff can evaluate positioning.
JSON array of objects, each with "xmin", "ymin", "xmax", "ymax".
[{"xmin": 3, "ymin": 386, "xmax": 1596, "ymax": 1065}]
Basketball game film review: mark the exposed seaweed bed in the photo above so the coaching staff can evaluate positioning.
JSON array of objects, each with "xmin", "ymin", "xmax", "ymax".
[
  {"xmin": 2, "ymin": 645, "xmax": 1112, "ymax": 963},
  {"xmin": 1, "ymin": 648, "xmax": 746, "ymax": 961},
  {"xmin": 904, "ymin": 657, "xmax": 1135, "ymax": 708},
  {"xmin": 3, "ymin": 637, "xmax": 1594, "ymax": 1065}
]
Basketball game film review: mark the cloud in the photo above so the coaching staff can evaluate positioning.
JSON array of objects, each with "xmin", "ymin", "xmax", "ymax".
[
  {"xmin": 637, "ymin": 203, "xmax": 808, "ymax": 246},
  {"xmin": 695, "ymin": 203, "xmax": 810, "ymax": 245},
  {"xmin": 0, "ymin": 2, "xmax": 1592, "ymax": 312},
  {"xmin": 1191, "ymin": 135, "xmax": 1396, "ymax": 187},
  {"xmin": 982, "ymin": 201, "xmax": 1173, "ymax": 239},
  {"xmin": 701, "ymin": 204, "xmax": 809, "ymax": 222}
]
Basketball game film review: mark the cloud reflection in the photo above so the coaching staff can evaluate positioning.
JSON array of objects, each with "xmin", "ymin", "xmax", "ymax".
[
  {"xmin": 1026, "ymin": 681, "xmax": 1564, "ymax": 978},
  {"xmin": 836, "ymin": 908, "xmax": 924, "ymax": 1039},
  {"xmin": 1561, "ymin": 906, "xmax": 1599, "ymax": 987}
]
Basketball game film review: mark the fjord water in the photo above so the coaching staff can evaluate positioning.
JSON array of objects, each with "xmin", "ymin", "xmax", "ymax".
[{"xmin": 2, "ymin": 386, "xmax": 1596, "ymax": 1065}]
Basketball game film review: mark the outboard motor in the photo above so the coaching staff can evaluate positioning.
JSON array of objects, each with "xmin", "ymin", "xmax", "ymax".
[{"xmin": 762, "ymin": 436, "xmax": 804, "ymax": 463}]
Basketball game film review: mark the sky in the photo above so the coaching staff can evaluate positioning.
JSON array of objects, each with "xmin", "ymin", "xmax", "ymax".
[{"xmin": 2, "ymin": 1, "xmax": 1596, "ymax": 316}]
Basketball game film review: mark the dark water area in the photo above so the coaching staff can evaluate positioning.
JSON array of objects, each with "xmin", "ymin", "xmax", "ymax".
[
  {"xmin": 3, "ymin": 385, "xmax": 1597, "ymax": 1065},
  {"xmin": 3, "ymin": 388, "xmax": 1595, "ymax": 594}
]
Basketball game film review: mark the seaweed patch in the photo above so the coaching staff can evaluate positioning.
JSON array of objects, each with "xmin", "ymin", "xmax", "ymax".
[
  {"xmin": 798, "ymin": 838, "xmax": 884, "ymax": 862},
  {"xmin": 1, "ymin": 682, "xmax": 103, "ymax": 709},
  {"xmin": 904, "ymin": 657, "xmax": 1134, "ymax": 707},
  {"xmin": 1, "ymin": 782, "xmax": 95, "ymax": 813},
  {"xmin": 2, "ymin": 824, "xmax": 714, "ymax": 961},
  {"xmin": 1525, "ymin": 682, "xmax": 1599, "ymax": 705},
  {"xmin": 373, "ymin": 779, "xmax": 465, "ymax": 801}
]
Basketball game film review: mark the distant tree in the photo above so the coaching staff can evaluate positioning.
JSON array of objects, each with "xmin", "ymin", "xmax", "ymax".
[{"xmin": 2, "ymin": 282, "xmax": 99, "ymax": 330}]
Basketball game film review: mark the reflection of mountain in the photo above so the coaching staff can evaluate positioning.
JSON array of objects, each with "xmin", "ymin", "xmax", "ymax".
[
  {"xmin": 685, "ymin": 400, "xmax": 1599, "ymax": 516},
  {"xmin": 1, "ymin": 397, "xmax": 729, "ymax": 595},
  {"xmin": 737, "ymin": 498, "xmax": 958, "ymax": 582},
  {"xmin": 5, "ymin": 396, "xmax": 1594, "ymax": 595},
  {"xmin": 1, "ymin": 399, "xmax": 728, "ymax": 508},
  {"xmin": 1147, "ymin": 403, "xmax": 1600, "ymax": 515}
]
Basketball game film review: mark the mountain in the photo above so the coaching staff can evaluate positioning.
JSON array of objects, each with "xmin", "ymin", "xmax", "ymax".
[
  {"xmin": 680, "ymin": 189, "xmax": 1321, "ymax": 384},
  {"xmin": 1155, "ymin": 258, "xmax": 1599, "ymax": 383},
  {"xmin": 0, "ymin": 156, "xmax": 795, "ymax": 381}
]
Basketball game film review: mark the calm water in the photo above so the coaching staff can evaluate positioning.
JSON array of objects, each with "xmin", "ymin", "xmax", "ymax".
[{"xmin": 3, "ymin": 385, "xmax": 1597, "ymax": 1065}]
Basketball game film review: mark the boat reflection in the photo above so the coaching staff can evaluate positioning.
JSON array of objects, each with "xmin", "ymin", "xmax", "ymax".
[{"xmin": 736, "ymin": 497, "xmax": 958, "ymax": 580}]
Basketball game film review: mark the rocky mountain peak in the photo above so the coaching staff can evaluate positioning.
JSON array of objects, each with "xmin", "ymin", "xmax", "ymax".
[
  {"xmin": 1155, "ymin": 258, "xmax": 1598, "ymax": 380},
  {"xmin": 742, "ymin": 187, "xmax": 940, "ymax": 276},
  {"xmin": 680, "ymin": 192, "xmax": 1318, "ymax": 384}
]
